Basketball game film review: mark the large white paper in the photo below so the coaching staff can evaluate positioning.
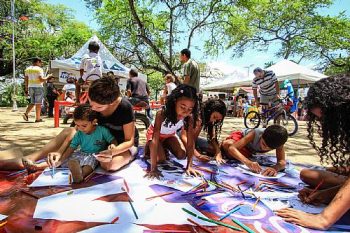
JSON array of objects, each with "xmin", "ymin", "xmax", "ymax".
[
  {"xmin": 247, "ymin": 191, "xmax": 298, "ymax": 200},
  {"xmin": 261, "ymin": 198, "xmax": 325, "ymax": 214},
  {"xmin": 33, "ymin": 179, "xmax": 127, "ymax": 222},
  {"xmin": 79, "ymin": 223, "xmax": 149, "ymax": 233},
  {"xmin": 237, "ymin": 165, "xmax": 285, "ymax": 179},
  {"xmin": 28, "ymin": 168, "xmax": 71, "ymax": 187},
  {"xmin": 0, "ymin": 213, "xmax": 7, "ymax": 221}
]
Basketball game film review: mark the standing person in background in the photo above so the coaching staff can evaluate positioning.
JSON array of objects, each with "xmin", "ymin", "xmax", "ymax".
[
  {"xmin": 76, "ymin": 41, "xmax": 102, "ymax": 103},
  {"xmin": 161, "ymin": 74, "xmax": 177, "ymax": 104},
  {"xmin": 252, "ymin": 67, "xmax": 280, "ymax": 109},
  {"xmin": 126, "ymin": 68, "xmax": 153, "ymax": 120},
  {"xmin": 46, "ymin": 76, "xmax": 59, "ymax": 118},
  {"xmin": 180, "ymin": 49, "xmax": 200, "ymax": 93},
  {"xmin": 22, "ymin": 57, "xmax": 51, "ymax": 123}
]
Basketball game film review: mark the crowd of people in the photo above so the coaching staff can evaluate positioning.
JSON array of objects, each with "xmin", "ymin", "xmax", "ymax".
[{"xmin": 1, "ymin": 40, "xmax": 349, "ymax": 230}]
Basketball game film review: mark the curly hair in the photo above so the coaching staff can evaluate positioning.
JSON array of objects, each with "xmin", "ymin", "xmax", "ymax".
[
  {"xmin": 304, "ymin": 75, "xmax": 350, "ymax": 168},
  {"xmin": 201, "ymin": 99, "xmax": 227, "ymax": 143},
  {"xmin": 164, "ymin": 84, "xmax": 199, "ymax": 129},
  {"xmin": 73, "ymin": 104, "xmax": 99, "ymax": 122}
]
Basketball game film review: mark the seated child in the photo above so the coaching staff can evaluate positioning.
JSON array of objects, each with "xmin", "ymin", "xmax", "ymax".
[
  {"xmin": 49, "ymin": 104, "xmax": 117, "ymax": 183},
  {"xmin": 221, "ymin": 125, "xmax": 288, "ymax": 177},
  {"xmin": 144, "ymin": 84, "xmax": 200, "ymax": 179}
]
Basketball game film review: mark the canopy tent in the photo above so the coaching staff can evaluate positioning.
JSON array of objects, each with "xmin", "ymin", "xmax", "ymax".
[
  {"xmin": 50, "ymin": 35, "xmax": 146, "ymax": 90},
  {"xmin": 202, "ymin": 69, "xmax": 249, "ymax": 91},
  {"xmin": 232, "ymin": 60, "xmax": 327, "ymax": 87},
  {"xmin": 202, "ymin": 60, "xmax": 327, "ymax": 91}
]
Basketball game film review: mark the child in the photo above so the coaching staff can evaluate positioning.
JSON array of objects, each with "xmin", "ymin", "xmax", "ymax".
[
  {"xmin": 49, "ymin": 104, "xmax": 117, "ymax": 183},
  {"xmin": 144, "ymin": 84, "xmax": 200, "ymax": 179},
  {"xmin": 221, "ymin": 125, "xmax": 288, "ymax": 177},
  {"xmin": 180, "ymin": 99, "xmax": 227, "ymax": 164},
  {"xmin": 161, "ymin": 74, "xmax": 177, "ymax": 105}
]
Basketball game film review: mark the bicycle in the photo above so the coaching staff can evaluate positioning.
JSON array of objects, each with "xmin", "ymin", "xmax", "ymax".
[{"xmin": 244, "ymin": 97, "xmax": 298, "ymax": 136}]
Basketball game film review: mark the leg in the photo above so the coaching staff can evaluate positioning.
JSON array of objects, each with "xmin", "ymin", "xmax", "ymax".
[
  {"xmin": 100, "ymin": 150, "xmax": 135, "ymax": 172},
  {"xmin": 25, "ymin": 104, "xmax": 35, "ymax": 116},
  {"xmin": 68, "ymin": 159, "xmax": 83, "ymax": 183},
  {"xmin": 163, "ymin": 136, "xmax": 186, "ymax": 160},
  {"xmin": 300, "ymin": 169, "xmax": 347, "ymax": 189},
  {"xmin": 47, "ymin": 97, "xmax": 55, "ymax": 117},
  {"xmin": 35, "ymin": 103, "xmax": 42, "ymax": 121},
  {"xmin": 0, "ymin": 127, "xmax": 76, "ymax": 170},
  {"xmin": 82, "ymin": 165, "xmax": 94, "ymax": 178}
]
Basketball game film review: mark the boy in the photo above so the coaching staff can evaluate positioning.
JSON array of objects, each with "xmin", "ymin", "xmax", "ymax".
[
  {"xmin": 76, "ymin": 41, "xmax": 102, "ymax": 102},
  {"xmin": 221, "ymin": 125, "xmax": 288, "ymax": 177}
]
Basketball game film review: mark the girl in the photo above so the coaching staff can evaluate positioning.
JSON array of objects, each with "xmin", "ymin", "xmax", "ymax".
[
  {"xmin": 276, "ymin": 76, "xmax": 350, "ymax": 230},
  {"xmin": 48, "ymin": 104, "xmax": 117, "ymax": 183},
  {"xmin": 180, "ymin": 99, "xmax": 227, "ymax": 164},
  {"xmin": 144, "ymin": 84, "xmax": 200, "ymax": 179}
]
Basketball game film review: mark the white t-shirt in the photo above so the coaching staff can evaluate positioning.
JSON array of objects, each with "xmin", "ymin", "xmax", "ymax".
[
  {"xmin": 62, "ymin": 83, "xmax": 76, "ymax": 98},
  {"xmin": 79, "ymin": 52, "xmax": 102, "ymax": 81},
  {"xmin": 25, "ymin": 65, "xmax": 44, "ymax": 87},
  {"xmin": 166, "ymin": 82, "xmax": 176, "ymax": 96}
]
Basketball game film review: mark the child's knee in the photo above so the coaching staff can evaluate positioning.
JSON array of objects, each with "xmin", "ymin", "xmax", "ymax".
[
  {"xmin": 175, "ymin": 150, "xmax": 186, "ymax": 160},
  {"xmin": 300, "ymin": 168, "xmax": 313, "ymax": 182}
]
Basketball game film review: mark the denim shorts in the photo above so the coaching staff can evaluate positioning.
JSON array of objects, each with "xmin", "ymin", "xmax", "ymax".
[{"xmin": 29, "ymin": 87, "xmax": 44, "ymax": 104}]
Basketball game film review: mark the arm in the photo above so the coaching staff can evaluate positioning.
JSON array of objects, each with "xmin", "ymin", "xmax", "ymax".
[
  {"xmin": 149, "ymin": 110, "xmax": 164, "ymax": 172},
  {"xmin": 276, "ymin": 178, "xmax": 350, "ymax": 230},
  {"xmin": 183, "ymin": 76, "xmax": 190, "ymax": 84},
  {"xmin": 109, "ymin": 121, "xmax": 135, "ymax": 156},
  {"xmin": 223, "ymin": 130, "xmax": 262, "ymax": 173},
  {"xmin": 275, "ymin": 81, "xmax": 280, "ymax": 97},
  {"xmin": 261, "ymin": 145, "xmax": 286, "ymax": 176},
  {"xmin": 184, "ymin": 116, "xmax": 201, "ymax": 176},
  {"xmin": 253, "ymin": 89, "xmax": 259, "ymax": 107}
]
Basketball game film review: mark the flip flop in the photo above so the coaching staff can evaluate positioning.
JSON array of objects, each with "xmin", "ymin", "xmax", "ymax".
[
  {"xmin": 22, "ymin": 113, "xmax": 28, "ymax": 121},
  {"xmin": 35, "ymin": 119, "xmax": 44, "ymax": 122}
]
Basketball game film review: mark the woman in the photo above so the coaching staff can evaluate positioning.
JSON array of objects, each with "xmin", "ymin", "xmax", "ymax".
[
  {"xmin": 1, "ymin": 77, "xmax": 138, "ymax": 172},
  {"xmin": 276, "ymin": 75, "xmax": 350, "ymax": 230}
]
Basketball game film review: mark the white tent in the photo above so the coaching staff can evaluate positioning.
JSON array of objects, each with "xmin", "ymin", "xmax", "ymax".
[
  {"xmin": 233, "ymin": 59, "xmax": 327, "ymax": 87},
  {"xmin": 50, "ymin": 35, "xmax": 146, "ymax": 90},
  {"xmin": 202, "ymin": 68, "xmax": 249, "ymax": 91}
]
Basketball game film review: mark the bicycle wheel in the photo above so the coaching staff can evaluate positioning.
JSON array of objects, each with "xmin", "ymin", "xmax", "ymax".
[
  {"xmin": 135, "ymin": 112, "xmax": 150, "ymax": 130},
  {"xmin": 274, "ymin": 112, "xmax": 298, "ymax": 136},
  {"xmin": 244, "ymin": 111, "xmax": 261, "ymax": 129}
]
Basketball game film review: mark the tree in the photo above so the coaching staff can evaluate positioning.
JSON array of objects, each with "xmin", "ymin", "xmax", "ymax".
[
  {"xmin": 84, "ymin": 0, "xmax": 233, "ymax": 79},
  {"xmin": 222, "ymin": 0, "xmax": 350, "ymax": 71},
  {"xmin": 0, "ymin": 0, "xmax": 94, "ymax": 76}
]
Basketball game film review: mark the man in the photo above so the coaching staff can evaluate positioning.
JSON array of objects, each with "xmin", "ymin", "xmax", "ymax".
[
  {"xmin": 22, "ymin": 57, "xmax": 51, "ymax": 122},
  {"xmin": 252, "ymin": 67, "xmax": 280, "ymax": 109},
  {"xmin": 76, "ymin": 41, "xmax": 102, "ymax": 103},
  {"xmin": 126, "ymin": 68, "xmax": 152, "ymax": 119},
  {"xmin": 180, "ymin": 48, "xmax": 200, "ymax": 93}
]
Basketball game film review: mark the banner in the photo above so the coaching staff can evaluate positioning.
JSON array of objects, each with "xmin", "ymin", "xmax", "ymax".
[{"xmin": 58, "ymin": 69, "xmax": 80, "ymax": 83}]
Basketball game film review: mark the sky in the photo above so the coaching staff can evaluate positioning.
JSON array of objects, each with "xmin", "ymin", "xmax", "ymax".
[{"xmin": 46, "ymin": 0, "xmax": 350, "ymax": 73}]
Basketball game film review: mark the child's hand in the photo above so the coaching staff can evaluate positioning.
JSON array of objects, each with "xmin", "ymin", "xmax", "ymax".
[
  {"xmin": 95, "ymin": 150, "xmax": 113, "ymax": 162},
  {"xmin": 185, "ymin": 167, "xmax": 202, "ymax": 177},
  {"xmin": 47, "ymin": 152, "xmax": 62, "ymax": 168},
  {"xmin": 108, "ymin": 144, "xmax": 117, "ymax": 150},
  {"xmin": 245, "ymin": 161, "xmax": 262, "ymax": 173},
  {"xmin": 144, "ymin": 169, "xmax": 163, "ymax": 180},
  {"xmin": 298, "ymin": 188, "xmax": 332, "ymax": 205},
  {"xmin": 261, "ymin": 167, "xmax": 277, "ymax": 176},
  {"xmin": 215, "ymin": 152, "xmax": 226, "ymax": 165},
  {"xmin": 195, "ymin": 153, "xmax": 211, "ymax": 162}
]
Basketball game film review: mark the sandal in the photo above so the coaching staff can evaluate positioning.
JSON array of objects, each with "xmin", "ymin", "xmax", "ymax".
[
  {"xmin": 35, "ymin": 119, "xmax": 44, "ymax": 123},
  {"xmin": 22, "ymin": 113, "xmax": 28, "ymax": 121}
]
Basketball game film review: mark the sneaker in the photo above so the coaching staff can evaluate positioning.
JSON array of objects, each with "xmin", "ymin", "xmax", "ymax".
[
  {"xmin": 22, "ymin": 113, "xmax": 28, "ymax": 121},
  {"xmin": 68, "ymin": 159, "xmax": 83, "ymax": 183}
]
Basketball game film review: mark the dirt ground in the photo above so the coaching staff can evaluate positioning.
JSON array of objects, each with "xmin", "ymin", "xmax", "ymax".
[{"xmin": 0, "ymin": 107, "xmax": 322, "ymax": 166}]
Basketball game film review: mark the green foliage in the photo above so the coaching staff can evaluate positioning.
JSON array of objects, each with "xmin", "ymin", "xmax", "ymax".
[
  {"xmin": 0, "ymin": 83, "xmax": 27, "ymax": 107},
  {"xmin": 147, "ymin": 72, "xmax": 165, "ymax": 100},
  {"xmin": 0, "ymin": 0, "xmax": 94, "ymax": 76}
]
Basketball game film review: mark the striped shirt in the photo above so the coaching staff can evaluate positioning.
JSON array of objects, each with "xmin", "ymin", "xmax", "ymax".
[
  {"xmin": 25, "ymin": 66, "xmax": 44, "ymax": 87},
  {"xmin": 252, "ymin": 70, "xmax": 277, "ymax": 96}
]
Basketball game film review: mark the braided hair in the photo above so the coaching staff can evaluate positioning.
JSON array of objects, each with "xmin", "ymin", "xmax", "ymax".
[
  {"xmin": 304, "ymin": 75, "xmax": 350, "ymax": 168},
  {"xmin": 163, "ymin": 84, "xmax": 199, "ymax": 129},
  {"xmin": 201, "ymin": 99, "xmax": 227, "ymax": 143}
]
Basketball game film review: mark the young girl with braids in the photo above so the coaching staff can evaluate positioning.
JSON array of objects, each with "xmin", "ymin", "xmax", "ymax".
[
  {"xmin": 277, "ymin": 76, "xmax": 350, "ymax": 230},
  {"xmin": 144, "ymin": 84, "xmax": 201, "ymax": 179},
  {"xmin": 180, "ymin": 99, "xmax": 227, "ymax": 164}
]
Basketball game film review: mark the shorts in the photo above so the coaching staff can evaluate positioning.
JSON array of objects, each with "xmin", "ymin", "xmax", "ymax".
[
  {"xmin": 146, "ymin": 125, "xmax": 177, "ymax": 141},
  {"xmin": 61, "ymin": 151, "xmax": 99, "ymax": 170},
  {"xmin": 28, "ymin": 87, "xmax": 44, "ymax": 104},
  {"xmin": 260, "ymin": 94, "xmax": 278, "ymax": 106},
  {"xmin": 195, "ymin": 137, "xmax": 210, "ymax": 154},
  {"xmin": 225, "ymin": 131, "xmax": 252, "ymax": 157}
]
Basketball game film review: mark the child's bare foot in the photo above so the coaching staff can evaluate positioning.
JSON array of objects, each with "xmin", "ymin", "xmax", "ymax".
[
  {"xmin": 68, "ymin": 159, "xmax": 83, "ymax": 183},
  {"xmin": 22, "ymin": 158, "xmax": 47, "ymax": 174}
]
